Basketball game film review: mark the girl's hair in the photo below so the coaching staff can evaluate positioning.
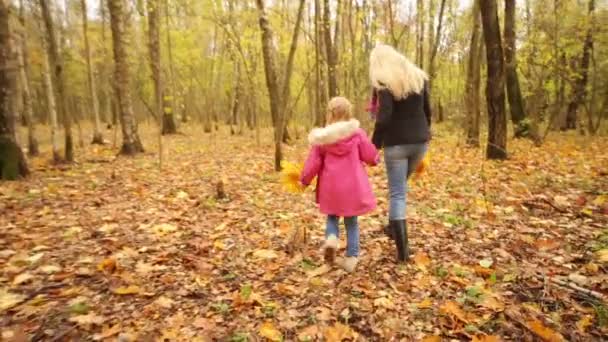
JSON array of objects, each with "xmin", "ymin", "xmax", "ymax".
[
  {"xmin": 326, "ymin": 97, "xmax": 353, "ymax": 124},
  {"xmin": 369, "ymin": 43, "xmax": 428, "ymax": 99}
]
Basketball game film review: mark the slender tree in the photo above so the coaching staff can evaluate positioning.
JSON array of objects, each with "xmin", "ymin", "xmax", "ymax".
[
  {"xmin": 108, "ymin": 0, "xmax": 144, "ymax": 154},
  {"xmin": 0, "ymin": 0, "xmax": 28, "ymax": 180},
  {"xmin": 81, "ymin": 0, "xmax": 103, "ymax": 144},
  {"xmin": 504, "ymin": 0, "xmax": 530, "ymax": 138},
  {"xmin": 163, "ymin": 0, "xmax": 179, "ymax": 130},
  {"xmin": 465, "ymin": 0, "xmax": 482, "ymax": 147},
  {"xmin": 323, "ymin": 0, "xmax": 339, "ymax": 98},
  {"xmin": 564, "ymin": 0, "xmax": 595, "ymax": 131},
  {"xmin": 40, "ymin": 0, "xmax": 73, "ymax": 162},
  {"xmin": 480, "ymin": 0, "xmax": 507, "ymax": 159}
]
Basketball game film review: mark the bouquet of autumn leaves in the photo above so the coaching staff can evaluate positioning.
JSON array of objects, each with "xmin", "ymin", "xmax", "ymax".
[{"xmin": 280, "ymin": 153, "xmax": 430, "ymax": 194}]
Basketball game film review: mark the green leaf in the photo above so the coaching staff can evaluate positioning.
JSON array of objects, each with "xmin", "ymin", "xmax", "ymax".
[
  {"xmin": 69, "ymin": 302, "xmax": 90, "ymax": 315},
  {"xmin": 240, "ymin": 284, "xmax": 252, "ymax": 300}
]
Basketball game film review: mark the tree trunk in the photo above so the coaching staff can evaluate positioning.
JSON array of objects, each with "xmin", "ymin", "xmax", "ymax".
[
  {"xmin": 314, "ymin": 0, "xmax": 325, "ymax": 127},
  {"xmin": 504, "ymin": 0, "xmax": 529, "ymax": 139},
  {"xmin": 81, "ymin": 0, "xmax": 103, "ymax": 144},
  {"xmin": 563, "ymin": 0, "xmax": 594, "ymax": 131},
  {"xmin": 15, "ymin": 36, "xmax": 38, "ymax": 156},
  {"xmin": 416, "ymin": 0, "xmax": 425, "ymax": 67},
  {"xmin": 108, "ymin": 0, "xmax": 144, "ymax": 155},
  {"xmin": 480, "ymin": 0, "xmax": 507, "ymax": 160},
  {"xmin": 163, "ymin": 0, "xmax": 179, "ymax": 129},
  {"xmin": 428, "ymin": 0, "xmax": 446, "ymax": 92},
  {"xmin": 147, "ymin": 0, "xmax": 165, "ymax": 136},
  {"xmin": 41, "ymin": 44, "xmax": 61, "ymax": 161},
  {"xmin": 323, "ymin": 0, "xmax": 338, "ymax": 98},
  {"xmin": 40, "ymin": 0, "xmax": 73, "ymax": 162},
  {"xmin": 0, "ymin": 0, "xmax": 28, "ymax": 180},
  {"xmin": 465, "ymin": 0, "xmax": 481, "ymax": 147}
]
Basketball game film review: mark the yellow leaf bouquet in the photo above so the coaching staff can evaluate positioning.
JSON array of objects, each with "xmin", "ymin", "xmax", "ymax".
[
  {"xmin": 280, "ymin": 161, "xmax": 305, "ymax": 193},
  {"xmin": 412, "ymin": 152, "xmax": 430, "ymax": 181}
]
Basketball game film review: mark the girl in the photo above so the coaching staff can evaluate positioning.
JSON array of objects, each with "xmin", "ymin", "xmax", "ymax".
[
  {"xmin": 369, "ymin": 44, "xmax": 431, "ymax": 262},
  {"xmin": 300, "ymin": 97, "xmax": 379, "ymax": 273}
]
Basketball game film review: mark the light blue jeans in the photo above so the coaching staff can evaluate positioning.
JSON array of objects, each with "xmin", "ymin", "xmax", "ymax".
[
  {"xmin": 326, "ymin": 215, "xmax": 359, "ymax": 257},
  {"xmin": 384, "ymin": 143, "xmax": 428, "ymax": 220}
]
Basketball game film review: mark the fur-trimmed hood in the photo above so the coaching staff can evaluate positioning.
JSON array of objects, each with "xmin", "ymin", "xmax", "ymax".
[{"xmin": 308, "ymin": 119, "xmax": 360, "ymax": 146}]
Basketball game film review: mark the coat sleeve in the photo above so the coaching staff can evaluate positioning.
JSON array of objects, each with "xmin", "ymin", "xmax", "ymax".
[
  {"xmin": 300, "ymin": 145, "xmax": 323, "ymax": 186},
  {"xmin": 423, "ymin": 82, "xmax": 432, "ymax": 128},
  {"xmin": 376, "ymin": 89, "xmax": 394, "ymax": 126},
  {"xmin": 358, "ymin": 130, "xmax": 379, "ymax": 166}
]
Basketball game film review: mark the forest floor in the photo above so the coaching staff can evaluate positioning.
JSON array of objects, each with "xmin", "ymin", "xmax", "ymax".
[{"xmin": 1, "ymin": 124, "xmax": 608, "ymax": 341}]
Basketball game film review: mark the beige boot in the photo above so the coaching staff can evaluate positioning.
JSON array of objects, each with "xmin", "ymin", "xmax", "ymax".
[
  {"xmin": 321, "ymin": 235, "xmax": 338, "ymax": 264},
  {"xmin": 337, "ymin": 256, "xmax": 359, "ymax": 273}
]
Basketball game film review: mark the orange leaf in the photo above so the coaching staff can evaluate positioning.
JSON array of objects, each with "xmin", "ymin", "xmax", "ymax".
[
  {"xmin": 440, "ymin": 301, "xmax": 468, "ymax": 323},
  {"xmin": 526, "ymin": 319, "xmax": 565, "ymax": 341},
  {"xmin": 97, "ymin": 258, "xmax": 117, "ymax": 274},
  {"xmin": 417, "ymin": 298, "xmax": 433, "ymax": 309},
  {"xmin": 421, "ymin": 336, "xmax": 441, "ymax": 342},
  {"xmin": 259, "ymin": 321, "xmax": 282, "ymax": 341},
  {"xmin": 414, "ymin": 252, "xmax": 431, "ymax": 270}
]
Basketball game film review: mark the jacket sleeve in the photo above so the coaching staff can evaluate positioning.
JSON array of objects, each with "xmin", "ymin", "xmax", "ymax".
[
  {"xmin": 376, "ymin": 89, "xmax": 393, "ymax": 126},
  {"xmin": 358, "ymin": 130, "xmax": 380, "ymax": 166},
  {"xmin": 300, "ymin": 146, "xmax": 322, "ymax": 186},
  {"xmin": 371, "ymin": 121, "xmax": 383, "ymax": 150},
  {"xmin": 423, "ymin": 82, "xmax": 432, "ymax": 128}
]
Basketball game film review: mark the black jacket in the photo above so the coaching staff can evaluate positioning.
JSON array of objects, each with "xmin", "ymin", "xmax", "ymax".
[{"xmin": 371, "ymin": 82, "xmax": 431, "ymax": 149}]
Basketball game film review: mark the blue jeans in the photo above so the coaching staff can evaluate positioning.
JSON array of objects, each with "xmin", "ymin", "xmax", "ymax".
[
  {"xmin": 384, "ymin": 143, "xmax": 428, "ymax": 220},
  {"xmin": 326, "ymin": 215, "xmax": 359, "ymax": 257}
]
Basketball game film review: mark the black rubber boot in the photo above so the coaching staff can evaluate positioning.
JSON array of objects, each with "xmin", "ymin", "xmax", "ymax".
[
  {"xmin": 392, "ymin": 220, "xmax": 409, "ymax": 262},
  {"xmin": 383, "ymin": 223, "xmax": 394, "ymax": 240}
]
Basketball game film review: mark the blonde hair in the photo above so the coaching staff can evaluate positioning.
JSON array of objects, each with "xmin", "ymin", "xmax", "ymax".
[
  {"xmin": 369, "ymin": 43, "xmax": 428, "ymax": 99},
  {"xmin": 326, "ymin": 97, "xmax": 353, "ymax": 124}
]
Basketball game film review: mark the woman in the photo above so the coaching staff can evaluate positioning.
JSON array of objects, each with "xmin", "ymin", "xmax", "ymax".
[{"xmin": 370, "ymin": 44, "xmax": 431, "ymax": 262}]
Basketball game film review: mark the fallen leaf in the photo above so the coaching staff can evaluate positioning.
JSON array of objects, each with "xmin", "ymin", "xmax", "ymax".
[
  {"xmin": 97, "ymin": 258, "xmax": 117, "ymax": 273},
  {"xmin": 253, "ymin": 249, "xmax": 279, "ymax": 260},
  {"xmin": 154, "ymin": 296, "xmax": 174, "ymax": 309},
  {"xmin": 596, "ymin": 249, "xmax": 608, "ymax": 263},
  {"xmin": 417, "ymin": 298, "xmax": 433, "ymax": 309},
  {"xmin": 193, "ymin": 317, "xmax": 216, "ymax": 330},
  {"xmin": 93, "ymin": 324, "xmax": 122, "ymax": 341},
  {"xmin": 259, "ymin": 321, "xmax": 282, "ymax": 341},
  {"xmin": 479, "ymin": 259, "xmax": 493, "ymax": 268},
  {"xmin": 421, "ymin": 336, "xmax": 441, "ymax": 342},
  {"xmin": 39, "ymin": 265, "xmax": 62, "ymax": 274},
  {"xmin": 0, "ymin": 290, "xmax": 26, "ymax": 312},
  {"xmin": 479, "ymin": 295, "xmax": 505, "ymax": 312},
  {"xmin": 567, "ymin": 273, "xmax": 588, "ymax": 286},
  {"xmin": 472, "ymin": 335, "xmax": 501, "ymax": 342},
  {"xmin": 374, "ymin": 297, "xmax": 395, "ymax": 310},
  {"xmin": 12, "ymin": 273, "xmax": 34, "ymax": 285},
  {"xmin": 323, "ymin": 322, "xmax": 355, "ymax": 342},
  {"xmin": 27, "ymin": 252, "xmax": 45, "ymax": 264},
  {"xmin": 526, "ymin": 319, "xmax": 564, "ymax": 341},
  {"xmin": 534, "ymin": 239, "xmax": 560, "ymax": 252},
  {"xmin": 440, "ymin": 301, "xmax": 468, "ymax": 323},
  {"xmin": 298, "ymin": 325, "xmax": 319, "ymax": 341},
  {"xmin": 307, "ymin": 264, "xmax": 331, "ymax": 278},
  {"xmin": 69, "ymin": 312, "xmax": 105, "ymax": 326},
  {"xmin": 112, "ymin": 285, "xmax": 141, "ymax": 295},
  {"xmin": 414, "ymin": 252, "xmax": 431, "ymax": 270},
  {"xmin": 576, "ymin": 315, "xmax": 593, "ymax": 333},
  {"xmin": 152, "ymin": 223, "xmax": 178, "ymax": 236}
]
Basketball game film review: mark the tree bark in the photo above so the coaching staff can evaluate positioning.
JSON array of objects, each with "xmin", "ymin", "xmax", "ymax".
[
  {"xmin": 0, "ymin": 0, "xmax": 28, "ymax": 180},
  {"xmin": 15, "ymin": 9, "xmax": 39, "ymax": 156},
  {"xmin": 428, "ymin": 0, "xmax": 446, "ymax": 96},
  {"xmin": 480, "ymin": 0, "xmax": 507, "ymax": 159},
  {"xmin": 416, "ymin": 0, "xmax": 425, "ymax": 67},
  {"xmin": 108, "ymin": 0, "xmax": 144, "ymax": 155},
  {"xmin": 314, "ymin": 0, "xmax": 325, "ymax": 127},
  {"xmin": 40, "ymin": 0, "xmax": 73, "ymax": 162},
  {"xmin": 163, "ymin": 0, "xmax": 179, "ymax": 129},
  {"xmin": 323, "ymin": 0, "xmax": 338, "ymax": 98},
  {"xmin": 504, "ymin": 0, "xmax": 529, "ymax": 139},
  {"xmin": 465, "ymin": 0, "xmax": 481, "ymax": 147},
  {"xmin": 81, "ymin": 0, "xmax": 103, "ymax": 144},
  {"xmin": 563, "ymin": 0, "xmax": 594, "ymax": 131}
]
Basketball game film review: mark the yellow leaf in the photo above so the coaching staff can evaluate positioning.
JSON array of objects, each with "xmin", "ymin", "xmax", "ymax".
[
  {"xmin": 259, "ymin": 321, "xmax": 282, "ymax": 341},
  {"xmin": 12, "ymin": 272, "xmax": 34, "ymax": 285},
  {"xmin": 412, "ymin": 152, "xmax": 430, "ymax": 180},
  {"xmin": 421, "ymin": 336, "xmax": 441, "ymax": 342},
  {"xmin": 152, "ymin": 223, "xmax": 178, "ymax": 236},
  {"xmin": 373, "ymin": 297, "xmax": 395, "ymax": 310},
  {"xmin": 414, "ymin": 252, "xmax": 431, "ymax": 270},
  {"xmin": 592, "ymin": 195, "xmax": 606, "ymax": 206},
  {"xmin": 576, "ymin": 315, "xmax": 593, "ymax": 333},
  {"xmin": 0, "ymin": 289, "xmax": 26, "ymax": 312},
  {"xmin": 417, "ymin": 298, "xmax": 433, "ymax": 309},
  {"xmin": 97, "ymin": 258, "xmax": 117, "ymax": 273},
  {"xmin": 112, "ymin": 285, "xmax": 141, "ymax": 295},
  {"xmin": 253, "ymin": 249, "xmax": 279, "ymax": 260},
  {"xmin": 526, "ymin": 319, "xmax": 565, "ymax": 342},
  {"xmin": 280, "ymin": 161, "xmax": 305, "ymax": 193},
  {"xmin": 596, "ymin": 249, "xmax": 608, "ymax": 263},
  {"xmin": 323, "ymin": 322, "xmax": 356, "ymax": 342},
  {"xmin": 440, "ymin": 301, "xmax": 468, "ymax": 323}
]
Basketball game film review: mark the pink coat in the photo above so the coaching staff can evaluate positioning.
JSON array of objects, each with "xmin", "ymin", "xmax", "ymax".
[{"xmin": 300, "ymin": 119, "xmax": 379, "ymax": 217}]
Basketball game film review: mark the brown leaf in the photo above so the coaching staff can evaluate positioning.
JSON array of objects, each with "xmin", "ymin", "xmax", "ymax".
[
  {"xmin": 92, "ymin": 324, "xmax": 121, "ymax": 341},
  {"xmin": 323, "ymin": 322, "xmax": 356, "ymax": 342},
  {"xmin": 413, "ymin": 252, "xmax": 431, "ymax": 270},
  {"xmin": 472, "ymin": 335, "xmax": 501, "ymax": 342},
  {"xmin": 297, "ymin": 325, "xmax": 319, "ymax": 341},
  {"xmin": 97, "ymin": 258, "xmax": 117, "ymax": 274},
  {"xmin": 534, "ymin": 239, "xmax": 560, "ymax": 252},
  {"xmin": 440, "ymin": 301, "xmax": 468, "ymax": 323},
  {"xmin": 526, "ymin": 319, "xmax": 565, "ymax": 341}
]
